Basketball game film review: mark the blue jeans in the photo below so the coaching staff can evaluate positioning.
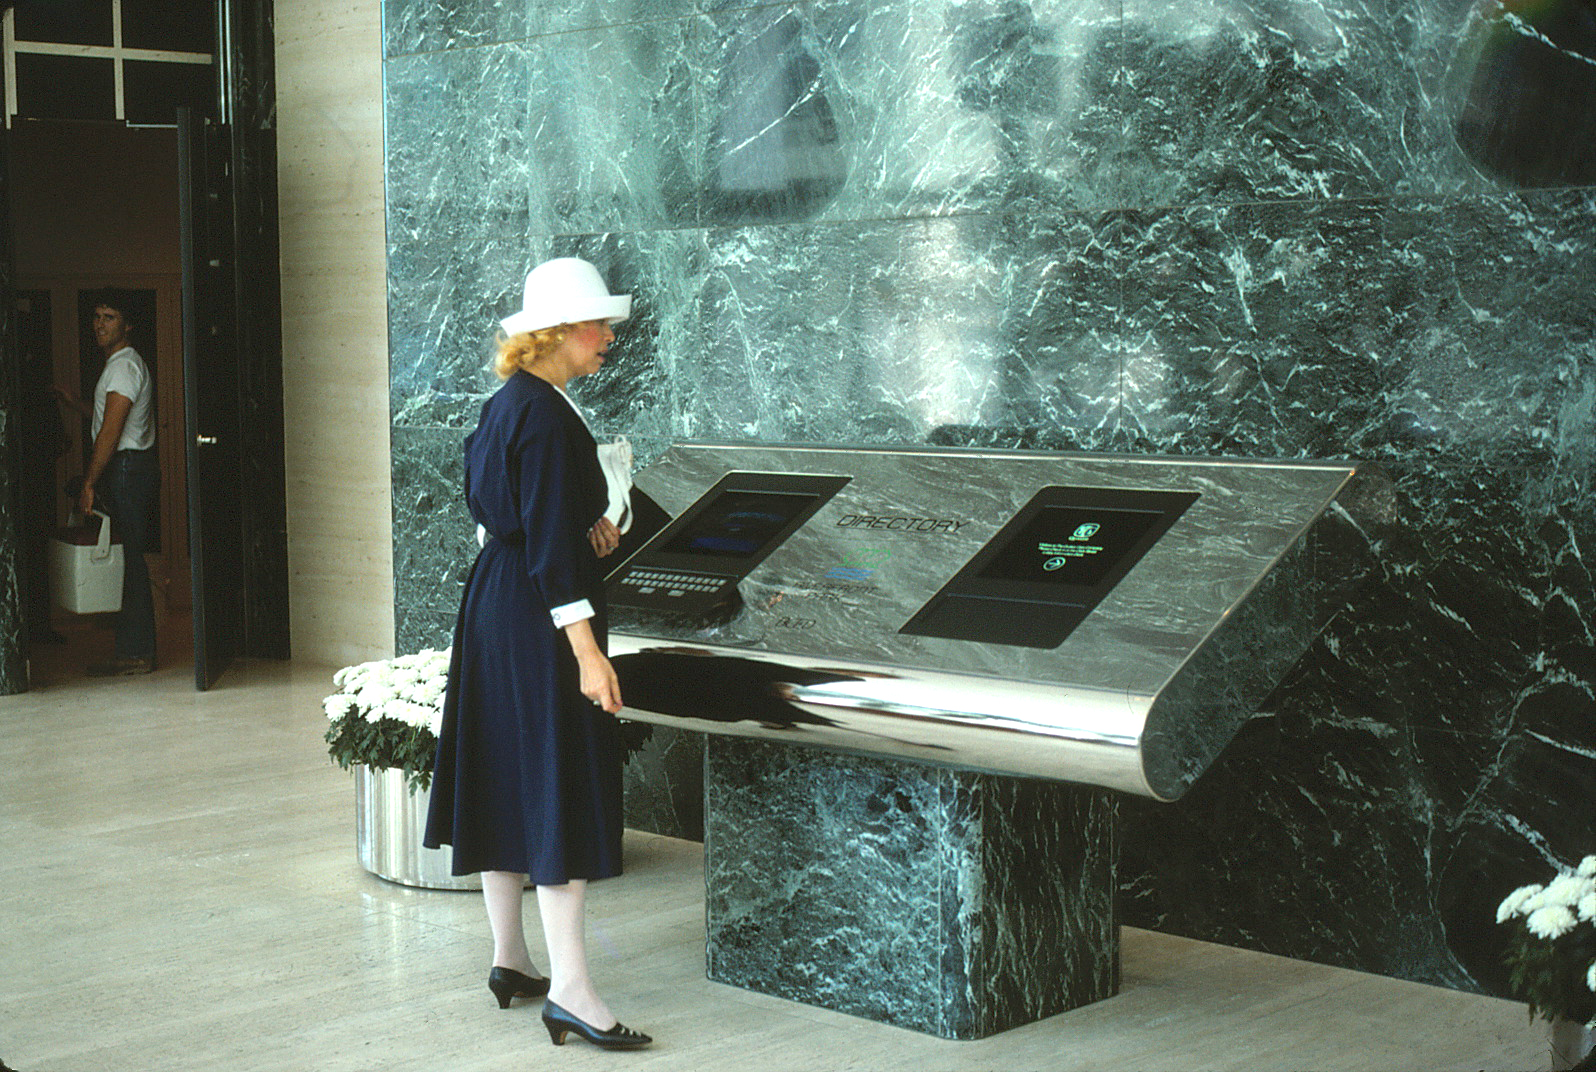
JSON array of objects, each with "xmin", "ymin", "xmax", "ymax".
[{"xmin": 97, "ymin": 449, "xmax": 159, "ymax": 659}]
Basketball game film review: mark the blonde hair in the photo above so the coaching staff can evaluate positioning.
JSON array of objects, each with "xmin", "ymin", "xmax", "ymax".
[{"xmin": 493, "ymin": 322, "xmax": 575, "ymax": 380}]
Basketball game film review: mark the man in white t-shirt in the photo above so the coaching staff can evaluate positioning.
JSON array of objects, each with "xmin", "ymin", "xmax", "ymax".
[{"xmin": 79, "ymin": 292, "xmax": 159, "ymax": 675}]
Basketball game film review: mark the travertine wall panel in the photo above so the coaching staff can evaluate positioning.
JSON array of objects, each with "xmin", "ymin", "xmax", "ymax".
[{"xmin": 277, "ymin": 0, "xmax": 395, "ymax": 666}]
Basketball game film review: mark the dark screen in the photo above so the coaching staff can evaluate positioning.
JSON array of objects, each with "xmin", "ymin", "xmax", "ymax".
[
  {"xmin": 660, "ymin": 490, "xmax": 817, "ymax": 558},
  {"xmin": 979, "ymin": 505, "xmax": 1163, "ymax": 587}
]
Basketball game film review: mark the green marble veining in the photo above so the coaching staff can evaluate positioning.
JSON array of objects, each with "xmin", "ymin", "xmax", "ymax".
[{"xmin": 382, "ymin": 0, "xmax": 1596, "ymax": 1006}]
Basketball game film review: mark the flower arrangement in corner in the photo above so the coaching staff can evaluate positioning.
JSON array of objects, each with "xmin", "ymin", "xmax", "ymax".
[
  {"xmin": 324, "ymin": 648, "xmax": 653, "ymax": 795},
  {"xmin": 1497, "ymin": 854, "xmax": 1596, "ymax": 1027}
]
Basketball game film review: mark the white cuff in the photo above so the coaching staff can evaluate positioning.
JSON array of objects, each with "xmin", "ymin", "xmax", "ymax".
[{"xmin": 550, "ymin": 599, "xmax": 595, "ymax": 628}]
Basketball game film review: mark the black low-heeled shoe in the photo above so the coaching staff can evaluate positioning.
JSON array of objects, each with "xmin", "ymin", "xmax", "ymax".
[
  {"xmin": 541, "ymin": 999, "xmax": 652, "ymax": 1049},
  {"xmin": 488, "ymin": 966, "xmax": 550, "ymax": 1009}
]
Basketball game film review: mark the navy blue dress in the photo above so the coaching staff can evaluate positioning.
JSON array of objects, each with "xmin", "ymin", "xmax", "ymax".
[{"xmin": 423, "ymin": 371, "xmax": 624, "ymax": 883}]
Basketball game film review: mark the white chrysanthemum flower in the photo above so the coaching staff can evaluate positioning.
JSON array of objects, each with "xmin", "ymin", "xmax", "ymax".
[
  {"xmin": 364, "ymin": 683, "xmax": 399, "ymax": 706},
  {"xmin": 326, "ymin": 650, "xmax": 450, "ymax": 741},
  {"xmin": 342, "ymin": 658, "xmax": 382, "ymax": 681},
  {"xmin": 1588, "ymin": 960, "xmax": 1596, "ymax": 993},
  {"xmin": 1543, "ymin": 874, "xmax": 1593, "ymax": 908},
  {"xmin": 365, "ymin": 700, "xmax": 399, "ymax": 724},
  {"xmin": 397, "ymin": 701, "xmax": 436, "ymax": 730},
  {"xmin": 1579, "ymin": 893, "xmax": 1596, "ymax": 922},
  {"xmin": 1579, "ymin": 856, "xmax": 1596, "ymax": 878},
  {"xmin": 1498, "ymin": 884, "xmax": 1544, "ymax": 922},
  {"xmin": 1526, "ymin": 905, "xmax": 1577, "ymax": 940}
]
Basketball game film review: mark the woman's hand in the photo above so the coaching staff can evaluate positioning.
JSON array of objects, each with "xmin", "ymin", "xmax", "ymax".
[
  {"xmin": 577, "ymin": 650, "xmax": 623, "ymax": 714},
  {"xmin": 588, "ymin": 516, "xmax": 621, "ymax": 558},
  {"xmin": 564, "ymin": 618, "xmax": 622, "ymax": 713}
]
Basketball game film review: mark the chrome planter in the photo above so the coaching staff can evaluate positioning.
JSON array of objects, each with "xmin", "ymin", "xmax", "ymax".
[
  {"xmin": 353, "ymin": 764, "xmax": 480, "ymax": 890},
  {"xmin": 1551, "ymin": 1017, "xmax": 1595, "ymax": 1071}
]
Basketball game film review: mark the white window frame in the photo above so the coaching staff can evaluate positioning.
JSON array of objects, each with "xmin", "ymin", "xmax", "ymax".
[{"xmin": 3, "ymin": 0, "xmax": 213, "ymax": 128}]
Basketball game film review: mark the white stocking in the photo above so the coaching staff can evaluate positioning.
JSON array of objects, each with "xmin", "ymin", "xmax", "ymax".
[
  {"xmin": 536, "ymin": 880, "xmax": 615, "ymax": 1028},
  {"xmin": 482, "ymin": 871, "xmax": 537, "ymax": 976}
]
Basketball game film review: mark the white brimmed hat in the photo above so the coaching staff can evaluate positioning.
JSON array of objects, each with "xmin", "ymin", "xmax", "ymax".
[{"xmin": 500, "ymin": 257, "xmax": 631, "ymax": 336}]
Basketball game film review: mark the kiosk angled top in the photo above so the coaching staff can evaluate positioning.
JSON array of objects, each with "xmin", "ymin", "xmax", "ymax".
[{"xmin": 606, "ymin": 443, "xmax": 1375, "ymax": 800}]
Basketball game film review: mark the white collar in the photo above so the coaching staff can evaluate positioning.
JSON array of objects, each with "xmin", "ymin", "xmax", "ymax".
[{"xmin": 551, "ymin": 383, "xmax": 593, "ymax": 432}]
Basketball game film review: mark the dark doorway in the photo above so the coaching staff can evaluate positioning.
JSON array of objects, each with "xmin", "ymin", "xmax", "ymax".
[
  {"xmin": 7, "ymin": 121, "xmax": 191, "ymax": 683},
  {"xmin": 2, "ymin": 0, "xmax": 287, "ymax": 691},
  {"xmin": 13, "ymin": 288, "xmax": 69, "ymax": 651},
  {"xmin": 16, "ymin": 289, "xmax": 50, "ymax": 358}
]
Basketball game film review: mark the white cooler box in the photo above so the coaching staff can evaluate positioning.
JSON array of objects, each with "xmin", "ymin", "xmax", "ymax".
[{"xmin": 50, "ymin": 511, "xmax": 124, "ymax": 614}]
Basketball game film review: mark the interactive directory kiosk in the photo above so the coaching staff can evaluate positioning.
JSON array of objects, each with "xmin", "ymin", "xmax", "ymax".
[
  {"xmin": 604, "ymin": 441, "xmax": 1384, "ymax": 1038},
  {"xmin": 606, "ymin": 443, "xmax": 1380, "ymax": 802}
]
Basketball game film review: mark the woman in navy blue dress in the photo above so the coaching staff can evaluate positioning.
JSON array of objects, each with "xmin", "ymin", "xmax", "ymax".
[{"xmin": 425, "ymin": 258, "xmax": 650, "ymax": 1050}]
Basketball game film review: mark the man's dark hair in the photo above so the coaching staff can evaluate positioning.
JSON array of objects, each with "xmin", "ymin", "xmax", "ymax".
[{"xmin": 95, "ymin": 288, "xmax": 138, "ymax": 329}]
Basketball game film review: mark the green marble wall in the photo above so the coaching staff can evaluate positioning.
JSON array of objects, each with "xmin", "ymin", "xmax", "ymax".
[{"xmin": 382, "ymin": 0, "xmax": 1596, "ymax": 1001}]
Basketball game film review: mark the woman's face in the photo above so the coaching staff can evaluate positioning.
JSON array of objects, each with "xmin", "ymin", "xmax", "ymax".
[{"xmin": 559, "ymin": 319, "xmax": 615, "ymax": 380}]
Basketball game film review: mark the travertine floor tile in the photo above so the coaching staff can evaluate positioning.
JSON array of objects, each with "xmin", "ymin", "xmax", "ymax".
[{"xmin": 0, "ymin": 659, "xmax": 1552, "ymax": 1072}]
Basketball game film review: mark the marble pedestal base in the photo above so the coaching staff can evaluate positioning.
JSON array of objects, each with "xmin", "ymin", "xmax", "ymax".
[
  {"xmin": 705, "ymin": 738, "xmax": 1120, "ymax": 1039},
  {"xmin": 621, "ymin": 724, "xmax": 706, "ymax": 840}
]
